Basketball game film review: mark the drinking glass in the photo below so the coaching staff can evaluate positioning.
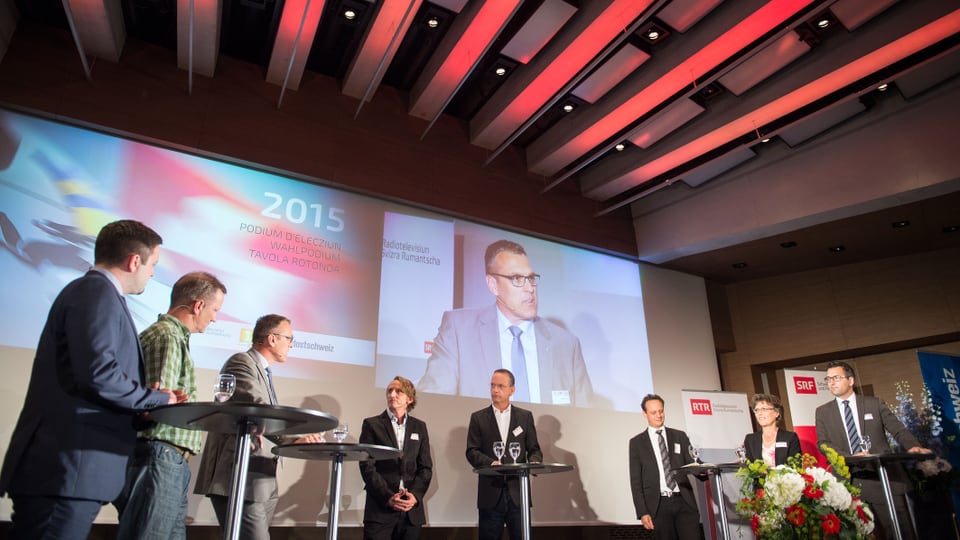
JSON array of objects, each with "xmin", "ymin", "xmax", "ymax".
[
  {"xmin": 861, "ymin": 435, "xmax": 872, "ymax": 454},
  {"xmin": 214, "ymin": 374, "xmax": 235, "ymax": 402},
  {"xmin": 333, "ymin": 422, "xmax": 349, "ymax": 442},
  {"xmin": 508, "ymin": 442, "xmax": 521, "ymax": 463},
  {"xmin": 688, "ymin": 444, "xmax": 701, "ymax": 463},
  {"xmin": 493, "ymin": 441, "xmax": 505, "ymax": 462},
  {"xmin": 735, "ymin": 445, "xmax": 747, "ymax": 464}
]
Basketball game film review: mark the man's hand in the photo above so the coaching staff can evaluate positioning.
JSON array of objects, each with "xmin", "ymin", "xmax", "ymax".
[
  {"xmin": 641, "ymin": 514, "xmax": 654, "ymax": 529},
  {"xmin": 152, "ymin": 382, "xmax": 187, "ymax": 404},
  {"xmin": 293, "ymin": 433, "xmax": 323, "ymax": 444},
  {"xmin": 908, "ymin": 446, "xmax": 933, "ymax": 454},
  {"xmin": 388, "ymin": 489, "xmax": 417, "ymax": 512}
]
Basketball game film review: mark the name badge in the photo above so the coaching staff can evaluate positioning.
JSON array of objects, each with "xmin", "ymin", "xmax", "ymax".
[
  {"xmin": 776, "ymin": 441, "xmax": 788, "ymax": 448},
  {"xmin": 410, "ymin": 433, "xmax": 420, "ymax": 441},
  {"xmin": 864, "ymin": 413, "xmax": 874, "ymax": 420},
  {"xmin": 674, "ymin": 442, "xmax": 681, "ymax": 454},
  {"xmin": 513, "ymin": 426, "xmax": 524, "ymax": 437},
  {"xmin": 552, "ymin": 390, "xmax": 571, "ymax": 405}
]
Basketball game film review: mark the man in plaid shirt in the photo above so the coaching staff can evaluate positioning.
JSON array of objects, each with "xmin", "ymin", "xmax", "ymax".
[{"xmin": 115, "ymin": 271, "xmax": 227, "ymax": 540}]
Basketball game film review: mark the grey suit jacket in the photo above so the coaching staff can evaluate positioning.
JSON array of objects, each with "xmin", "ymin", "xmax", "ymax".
[
  {"xmin": 815, "ymin": 394, "xmax": 920, "ymax": 458},
  {"xmin": 0, "ymin": 270, "xmax": 168, "ymax": 501},
  {"xmin": 628, "ymin": 427, "xmax": 697, "ymax": 520},
  {"xmin": 418, "ymin": 305, "xmax": 593, "ymax": 406},
  {"xmin": 358, "ymin": 411, "xmax": 433, "ymax": 526},
  {"xmin": 194, "ymin": 349, "xmax": 282, "ymax": 502},
  {"xmin": 465, "ymin": 404, "xmax": 542, "ymax": 509}
]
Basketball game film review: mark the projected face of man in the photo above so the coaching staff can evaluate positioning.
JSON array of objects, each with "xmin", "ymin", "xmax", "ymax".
[{"xmin": 486, "ymin": 251, "xmax": 538, "ymax": 324}]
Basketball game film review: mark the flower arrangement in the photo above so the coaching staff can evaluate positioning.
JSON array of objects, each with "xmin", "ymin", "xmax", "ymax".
[
  {"xmin": 892, "ymin": 381, "xmax": 957, "ymax": 492},
  {"xmin": 735, "ymin": 446, "xmax": 874, "ymax": 539}
]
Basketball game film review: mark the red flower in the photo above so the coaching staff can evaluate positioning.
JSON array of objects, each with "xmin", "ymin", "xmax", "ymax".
[
  {"xmin": 751, "ymin": 514, "xmax": 760, "ymax": 534},
  {"xmin": 822, "ymin": 513, "xmax": 841, "ymax": 534},
  {"xmin": 756, "ymin": 488, "xmax": 764, "ymax": 499},
  {"xmin": 786, "ymin": 504, "xmax": 806, "ymax": 526},
  {"xmin": 803, "ymin": 483, "xmax": 824, "ymax": 499},
  {"xmin": 856, "ymin": 503, "xmax": 870, "ymax": 523}
]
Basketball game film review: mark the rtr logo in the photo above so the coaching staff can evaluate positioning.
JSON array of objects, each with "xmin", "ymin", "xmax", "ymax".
[
  {"xmin": 794, "ymin": 376, "xmax": 818, "ymax": 394},
  {"xmin": 424, "ymin": 341, "xmax": 434, "ymax": 354},
  {"xmin": 690, "ymin": 399, "xmax": 712, "ymax": 415}
]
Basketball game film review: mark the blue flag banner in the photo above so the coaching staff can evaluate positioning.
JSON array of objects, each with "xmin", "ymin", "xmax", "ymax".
[{"xmin": 917, "ymin": 350, "xmax": 960, "ymax": 468}]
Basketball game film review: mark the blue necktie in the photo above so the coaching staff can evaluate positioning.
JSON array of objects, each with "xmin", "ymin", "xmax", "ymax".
[
  {"xmin": 265, "ymin": 366, "xmax": 278, "ymax": 405},
  {"xmin": 843, "ymin": 400, "xmax": 861, "ymax": 453},
  {"xmin": 509, "ymin": 326, "xmax": 530, "ymax": 402}
]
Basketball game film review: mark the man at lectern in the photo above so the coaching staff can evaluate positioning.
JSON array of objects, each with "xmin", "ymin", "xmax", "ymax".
[
  {"xmin": 628, "ymin": 394, "xmax": 700, "ymax": 540},
  {"xmin": 193, "ymin": 314, "xmax": 321, "ymax": 540},
  {"xmin": 0, "ymin": 220, "xmax": 183, "ymax": 540},
  {"xmin": 466, "ymin": 369, "xmax": 542, "ymax": 540},
  {"xmin": 419, "ymin": 239, "xmax": 593, "ymax": 406},
  {"xmin": 359, "ymin": 375, "xmax": 433, "ymax": 540},
  {"xmin": 815, "ymin": 360, "xmax": 930, "ymax": 540}
]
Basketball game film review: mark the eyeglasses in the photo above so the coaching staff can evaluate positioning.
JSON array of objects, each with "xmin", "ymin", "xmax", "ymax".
[
  {"xmin": 753, "ymin": 407, "xmax": 776, "ymax": 414},
  {"xmin": 823, "ymin": 375, "xmax": 849, "ymax": 383},
  {"xmin": 490, "ymin": 273, "xmax": 541, "ymax": 287},
  {"xmin": 272, "ymin": 333, "xmax": 294, "ymax": 343}
]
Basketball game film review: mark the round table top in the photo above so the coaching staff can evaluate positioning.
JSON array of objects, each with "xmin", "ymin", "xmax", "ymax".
[
  {"xmin": 149, "ymin": 402, "xmax": 338, "ymax": 436},
  {"xmin": 473, "ymin": 462, "xmax": 574, "ymax": 476},
  {"xmin": 272, "ymin": 442, "xmax": 401, "ymax": 461},
  {"xmin": 680, "ymin": 462, "xmax": 743, "ymax": 474}
]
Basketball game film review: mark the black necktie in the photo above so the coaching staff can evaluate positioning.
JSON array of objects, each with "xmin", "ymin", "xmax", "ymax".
[
  {"xmin": 843, "ymin": 400, "xmax": 861, "ymax": 453},
  {"xmin": 265, "ymin": 366, "xmax": 278, "ymax": 405},
  {"xmin": 657, "ymin": 429, "xmax": 677, "ymax": 490},
  {"xmin": 508, "ymin": 326, "xmax": 530, "ymax": 402}
]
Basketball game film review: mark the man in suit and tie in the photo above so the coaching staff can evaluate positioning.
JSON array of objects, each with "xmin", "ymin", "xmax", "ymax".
[
  {"xmin": 193, "ymin": 314, "xmax": 321, "ymax": 540},
  {"xmin": 0, "ymin": 219, "xmax": 183, "ymax": 540},
  {"xmin": 466, "ymin": 369, "xmax": 542, "ymax": 540},
  {"xmin": 358, "ymin": 375, "xmax": 433, "ymax": 540},
  {"xmin": 419, "ymin": 239, "xmax": 593, "ymax": 407},
  {"xmin": 628, "ymin": 394, "xmax": 700, "ymax": 540},
  {"xmin": 815, "ymin": 360, "xmax": 930, "ymax": 540}
]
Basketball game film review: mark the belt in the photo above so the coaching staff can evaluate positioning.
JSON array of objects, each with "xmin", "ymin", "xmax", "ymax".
[
  {"xmin": 138, "ymin": 439, "xmax": 192, "ymax": 462},
  {"xmin": 661, "ymin": 491, "xmax": 679, "ymax": 498}
]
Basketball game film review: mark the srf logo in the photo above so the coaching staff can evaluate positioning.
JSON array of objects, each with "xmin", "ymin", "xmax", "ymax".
[
  {"xmin": 794, "ymin": 376, "xmax": 818, "ymax": 394},
  {"xmin": 690, "ymin": 399, "xmax": 712, "ymax": 415},
  {"xmin": 424, "ymin": 341, "xmax": 434, "ymax": 354}
]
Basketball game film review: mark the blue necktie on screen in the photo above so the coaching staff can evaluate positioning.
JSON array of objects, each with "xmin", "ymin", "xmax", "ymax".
[
  {"xmin": 843, "ymin": 399, "xmax": 861, "ymax": 454},
  {"xmin": 509, "ymin": 326, "xmax": 530, "ymax": 402}
]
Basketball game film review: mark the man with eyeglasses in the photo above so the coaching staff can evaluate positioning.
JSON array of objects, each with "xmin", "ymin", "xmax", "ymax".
[
  {"xmin": 814, "ymin": 360, "xmax": 930, "ymax": 540},
  {"xmin": 419, "ymin": 239, "xmax": 593, "ymax": 406},
  {"xmin": 194, "ymin": 314, "xmax": 322, "ymax": 540}
]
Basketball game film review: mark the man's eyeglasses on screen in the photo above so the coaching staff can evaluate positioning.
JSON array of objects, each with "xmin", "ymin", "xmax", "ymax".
[{"xmin": 490, "ymin": 273, "xmax": 540, "ymax": 287}]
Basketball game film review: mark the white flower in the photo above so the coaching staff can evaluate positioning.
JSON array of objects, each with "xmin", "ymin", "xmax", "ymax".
[
  {"xmin": 821, "ymin": 479, "xmax": 853, "ymax": 510},
  {"xmin": 854, "ymin": 501, "xmax": 875, "ymax": 535},
  {"xmin": 764, "ymin": 468, "xmax": 805, "ymax": 508},
  {"xmin": 804, "ymin": 466, "xmax": 834, "ymax": 485}
]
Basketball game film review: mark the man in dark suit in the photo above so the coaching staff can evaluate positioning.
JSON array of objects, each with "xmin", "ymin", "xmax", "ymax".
[
  {"xmin": 628, "ymin": 394, "xmax": 700, "ymax": 540},
  {"xmin": 359, "ymin": 375, "xmax": 433, "ymax": 540},
  {"xmin": 419, "ymin": 239, "xmax": 593, "ymax": 407},
  {"xmin": 466, "ymin": 369, "xmax": 542, "ymax": 540},
  {"xmin": 193, "ymin": 314, "xmax": 321, "ymax": 540},
  {"xmin": 815, "ymin": 360, "xmax": 930, "ymax": 540},
  {"xmin": 0, "ymin": 219, "xmax": 183, "ymax": 540}
]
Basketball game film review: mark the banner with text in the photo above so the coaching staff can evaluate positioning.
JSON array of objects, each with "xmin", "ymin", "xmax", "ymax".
[{"xmin": 783, "ymin": 369, "xmax": 832, "ymax": 461}]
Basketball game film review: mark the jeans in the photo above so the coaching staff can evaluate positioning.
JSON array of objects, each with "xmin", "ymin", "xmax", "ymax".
[{"xmin": 115, "ymin": 440, "xmax": 192, "ymax": 540}]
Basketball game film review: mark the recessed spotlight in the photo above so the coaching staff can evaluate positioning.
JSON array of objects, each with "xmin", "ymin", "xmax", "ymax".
[
  {"xmin": 816, "ymin": 18, "xmax": 830, "ymax": 29},
  {"xmin": 344, "ymin": 9, "xmax": 356, "ymax": 20},
  {"xmin": 732, "ymin": 262, "xmax": 748, "ymax": 269},
  {"xmin": 761, "ymin": 137, "xmax": 771, "ymax": 143},
  {"xmin": 780, "ymin": 241, "xmax": 798, "ymax": 248},
  {"xmin": 494, "ymin": 66, "xmax": 507, "ymax": 76},
  {"xmin": 943, "ymin": 225, "xmax": 960, "ymax": 233},
  {"xmin": 647, "ymin": 29, "xmax": 660, "ymax": 40},
  {"xmin": 828, "ymin": 245, "xmax": 846, "ymax": 252},
  {"xmin": 891, "ymin": 220, "xmax": 910, "ymax": 228},
  {"xmin": 426, "ymin": 17, "xmax": 439, "ymax": 29},
  {"xmin": 562, "ymin": 103, "xmax": 575, "ymax": 113},
  {"xmin": 878, "ymin": 83, "xmax": 889, "ymax": 91},
  {"xmin": 615, "ymin": 143, "xmax": 626, "ymax": 152}
]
